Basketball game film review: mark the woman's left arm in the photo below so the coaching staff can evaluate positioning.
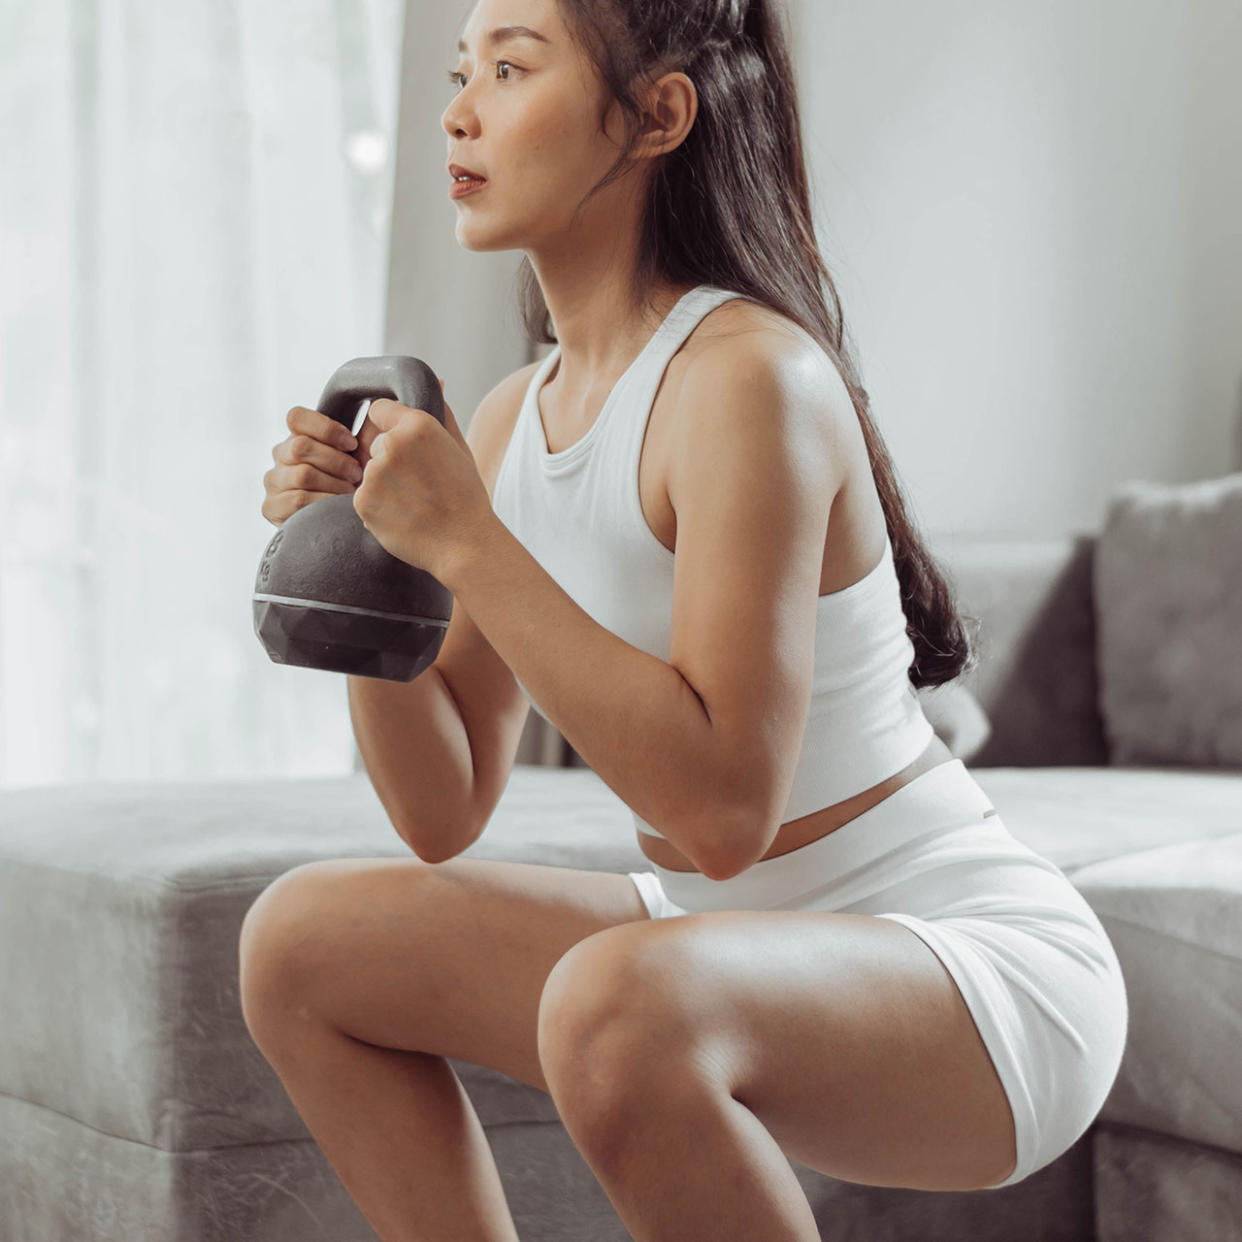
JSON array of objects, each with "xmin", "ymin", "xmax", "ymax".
[
  {"xmin": 438, "ymin": 340, "xmax": 844, "ymax": 881},
  {"xmin": 442, "ymin": 520, "xmax": 739, "ymax": 874},
  {"xmin": 355, "ymin": 386, "xmax": 745, "ymax": 877}
]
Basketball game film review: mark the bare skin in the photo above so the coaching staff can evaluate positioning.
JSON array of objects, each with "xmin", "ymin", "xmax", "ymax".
[
  {"xmin": 238, "ymin": 1, "xmax": 1019, "ymax": 1240},
  {"xmin": 530, "ymin": 291, "xmax": 959, "ymax": 873}
]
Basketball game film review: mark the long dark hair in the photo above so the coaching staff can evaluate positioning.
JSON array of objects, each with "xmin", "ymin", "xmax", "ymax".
[{"xmin": 516, "ymin": 0, "xmax": 977, "ymax": 688}]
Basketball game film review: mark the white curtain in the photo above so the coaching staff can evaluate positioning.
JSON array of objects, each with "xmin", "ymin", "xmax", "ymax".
[{"xmin": 0, "ymin": 0, "xmax": 405, "ymax": 788}]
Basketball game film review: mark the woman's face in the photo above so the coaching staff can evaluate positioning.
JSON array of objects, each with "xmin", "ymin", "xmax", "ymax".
[{"xmin": 442, "ymin": 0, "xmax": 635, "ymax": 251}]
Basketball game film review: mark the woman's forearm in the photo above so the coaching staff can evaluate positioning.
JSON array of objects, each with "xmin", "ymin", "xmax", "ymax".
[{"xmin": 439, "ymin": 516, "xmax": 759, "ymax": 878}]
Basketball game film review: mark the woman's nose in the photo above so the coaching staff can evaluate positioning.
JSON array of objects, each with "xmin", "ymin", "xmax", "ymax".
[
  {"xmin": 442, "ymin": 91, "xmax": 476, "ymax": 139},
  {"xmin": 442, "ymin": 109, "xmax": 473, "ymax": 140}
]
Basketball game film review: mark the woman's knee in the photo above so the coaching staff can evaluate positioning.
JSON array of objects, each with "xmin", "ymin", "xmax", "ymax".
[{"xmin": 238, "ymin": 860, "xmax": 366, "ymax": 1037}]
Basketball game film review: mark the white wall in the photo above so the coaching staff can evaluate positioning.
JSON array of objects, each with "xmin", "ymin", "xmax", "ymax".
[
  {"xmin": 793, "ymin": 0, "xmax": 1242, "ymax": 539},
  {"xmin": 387, "ymin": 0, "xmax": 1242, "ymax": 539}
]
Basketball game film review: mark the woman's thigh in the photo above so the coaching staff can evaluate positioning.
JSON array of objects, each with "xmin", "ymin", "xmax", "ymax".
[{"xmin": 238, "ymin": 856, "xmax": 651, "ymax": 1095}]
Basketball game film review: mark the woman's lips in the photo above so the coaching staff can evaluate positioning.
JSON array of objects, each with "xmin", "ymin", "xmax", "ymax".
[{"xmin": 449, "ymin": 176, "xmax": 487, "ymax": 200}]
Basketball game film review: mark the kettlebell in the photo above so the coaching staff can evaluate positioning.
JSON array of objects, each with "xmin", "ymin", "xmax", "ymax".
[{"xmin": 252, "ymin": 355, "xmax": 453, "ymax": 682}]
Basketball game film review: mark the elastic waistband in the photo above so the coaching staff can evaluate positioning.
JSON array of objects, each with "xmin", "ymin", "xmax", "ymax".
[{"xmin": 653, "ymin": 758, "xmax": 996, "ymax": 912}]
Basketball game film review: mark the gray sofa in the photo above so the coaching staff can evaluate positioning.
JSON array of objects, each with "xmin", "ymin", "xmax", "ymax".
[{"xmin": 3, "ymin": 516, "xmax": 1241, "ymax": 1240}]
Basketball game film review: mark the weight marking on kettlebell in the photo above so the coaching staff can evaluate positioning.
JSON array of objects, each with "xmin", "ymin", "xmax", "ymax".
[{"xmin": 258, "ymin": 531, "xmax": 285, "ymax": 585}]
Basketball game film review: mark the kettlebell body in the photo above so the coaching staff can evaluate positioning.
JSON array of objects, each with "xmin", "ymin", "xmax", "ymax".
[{"xmin": 253, "ymin": 356, "xmax": 452, "ymax": 681}]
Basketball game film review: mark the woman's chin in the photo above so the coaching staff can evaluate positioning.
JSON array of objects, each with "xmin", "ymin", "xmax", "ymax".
[
  {"xmin": 454, "ymin": 219, "xmax": 520, "ymax": 253},
  {"xmin": 455, "ymin": 233, "xmax": 507, "ymax": 254}
]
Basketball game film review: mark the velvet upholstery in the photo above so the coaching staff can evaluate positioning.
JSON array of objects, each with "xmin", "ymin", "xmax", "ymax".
[
  {"xmin": 1093, "ymin": 473, "xmax": 1242, "ymax": 766},
  {"xmin": 2, "ymin": 530, "xmax": 1238, "ymax": 1240}
]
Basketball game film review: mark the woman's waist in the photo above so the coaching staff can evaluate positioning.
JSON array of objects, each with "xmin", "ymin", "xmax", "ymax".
[
  {"xmin": 638, "ymin": 732, "xmax": 958, "ymax": 874},
  {"xmin": 641, "ymin": 786, "xmax": 1086, "ymax": 923}
]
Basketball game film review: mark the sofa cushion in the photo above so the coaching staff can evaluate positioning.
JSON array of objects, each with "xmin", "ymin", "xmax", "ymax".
[
  {"xmin": 968, "ymin": 765, "xmax": 1242, "ymax": 873},
  {"xmin": 971, "ymin": 765, "xmax": 1242, "ymax": 1158},
  {"xmin": 0, "ymin": 769, "xmax": 644, "ymax": 1151},
  {"xmin": 1094, "ymin": 1122, "xmax": 1242, "ymax": 1242},
  {"xmin": 1067, "ymin": 836, "xmax": 1242, "ymax": 1157},
  {"xmin": 2, "ymin": 762, "xmax": 1238, "ymax": 1162},
  {"xmin": 917, "ymin": 682, "xmax": 992, "ymax": 763},
  {"xmin": 1093, "ymin": 472, "xmax": 1242, "ymax": 767},
  {"xmin": 932, "ymin": 534, "xmax": 1108, "ymax": 767}
]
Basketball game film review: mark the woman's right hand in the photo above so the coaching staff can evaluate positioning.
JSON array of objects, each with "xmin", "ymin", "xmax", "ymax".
[{"xmin": 261, "ymin": 406, "xmax": 370, "ymax": 527}]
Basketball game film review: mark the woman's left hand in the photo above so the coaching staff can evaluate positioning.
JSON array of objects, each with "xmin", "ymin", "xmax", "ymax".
[{"xmin": 352, "ymin": 385, "xmax": 495, "ymax": 586}]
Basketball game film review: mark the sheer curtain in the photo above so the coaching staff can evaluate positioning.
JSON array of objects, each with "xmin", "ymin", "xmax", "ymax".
[{"xmin": 0, "ymin": 0, "xmax": 405, "ymax": 788}]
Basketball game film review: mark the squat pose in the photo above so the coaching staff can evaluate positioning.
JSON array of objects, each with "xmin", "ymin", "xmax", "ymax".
[{"xmin": 245, "ymin": 1, "xmax": 1128, "ymax": 1239}]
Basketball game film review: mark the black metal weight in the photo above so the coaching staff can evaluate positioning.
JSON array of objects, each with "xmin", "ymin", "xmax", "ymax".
[{"xmin": 252, "ymin": 356, "xmax": 452, "ymax": 681}]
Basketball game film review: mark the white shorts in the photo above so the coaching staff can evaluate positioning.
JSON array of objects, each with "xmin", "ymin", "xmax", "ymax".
[{"xmin": 626, "ymin": 758, "xmax": 1128, "ymax": 1190}]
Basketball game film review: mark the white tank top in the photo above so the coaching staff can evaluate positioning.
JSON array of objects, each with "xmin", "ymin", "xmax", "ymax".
[{"xmin": 490, "ymin": 285, "xmax": 935, "ymax": 839}]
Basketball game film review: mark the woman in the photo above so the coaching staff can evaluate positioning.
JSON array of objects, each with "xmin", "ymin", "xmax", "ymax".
[{"xmin": 244, "ymin": 1, "xmax": 1129, "ymax": 1238}]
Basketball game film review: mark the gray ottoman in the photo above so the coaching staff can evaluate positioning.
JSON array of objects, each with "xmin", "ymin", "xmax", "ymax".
[
  {"xmin": 2, "ymin": 766, "xmax": 1104, "ymax": 1242},
  {"xmin": 0, "ymin": 769, "xmax": 653, "ymax": 1241}
]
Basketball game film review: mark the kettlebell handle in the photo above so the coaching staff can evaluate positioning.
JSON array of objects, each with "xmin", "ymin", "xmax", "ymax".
[{"xmin": 316, "ymin": 355, "xmax": 445, "ymax": 434}]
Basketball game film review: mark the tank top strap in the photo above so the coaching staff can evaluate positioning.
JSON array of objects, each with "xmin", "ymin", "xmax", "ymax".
[
  {"xmin": 533, "ymin": 284, "xmax": 749, "ymax": 394},
  {"xmin": 595, "ymin": 285, "xmax": 750, "ymax": 437},
  {"xmin": 631, "ymin": 285, "xmax": 751, "ymax": 384}
]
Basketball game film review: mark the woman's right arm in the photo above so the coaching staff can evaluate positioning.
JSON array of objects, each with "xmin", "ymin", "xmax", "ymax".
[
  {"xmin": 337, "ymin": 369, "xmax": 536, "ymax": 861},
  {"xmin": 262, "ymin": 400, "xmax": 475, "ymax": 858},
  {"xmin": 346, "ymin": 666, "xmax": 476, "ymax": 860}
]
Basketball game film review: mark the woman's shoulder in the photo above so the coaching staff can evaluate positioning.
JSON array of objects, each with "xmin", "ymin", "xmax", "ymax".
[
  {"xmin": 686, "ymin": 294, "xmax": 847, "ymax": 409},
  {"xmin": 690, "ymin": 292, "xmax": 827, "ymax": 369}
]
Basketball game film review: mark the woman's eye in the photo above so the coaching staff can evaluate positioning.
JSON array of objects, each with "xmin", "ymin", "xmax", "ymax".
[{"xmin": 445, "ymin": 61, "xmax": 519, "ymax": 92}]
